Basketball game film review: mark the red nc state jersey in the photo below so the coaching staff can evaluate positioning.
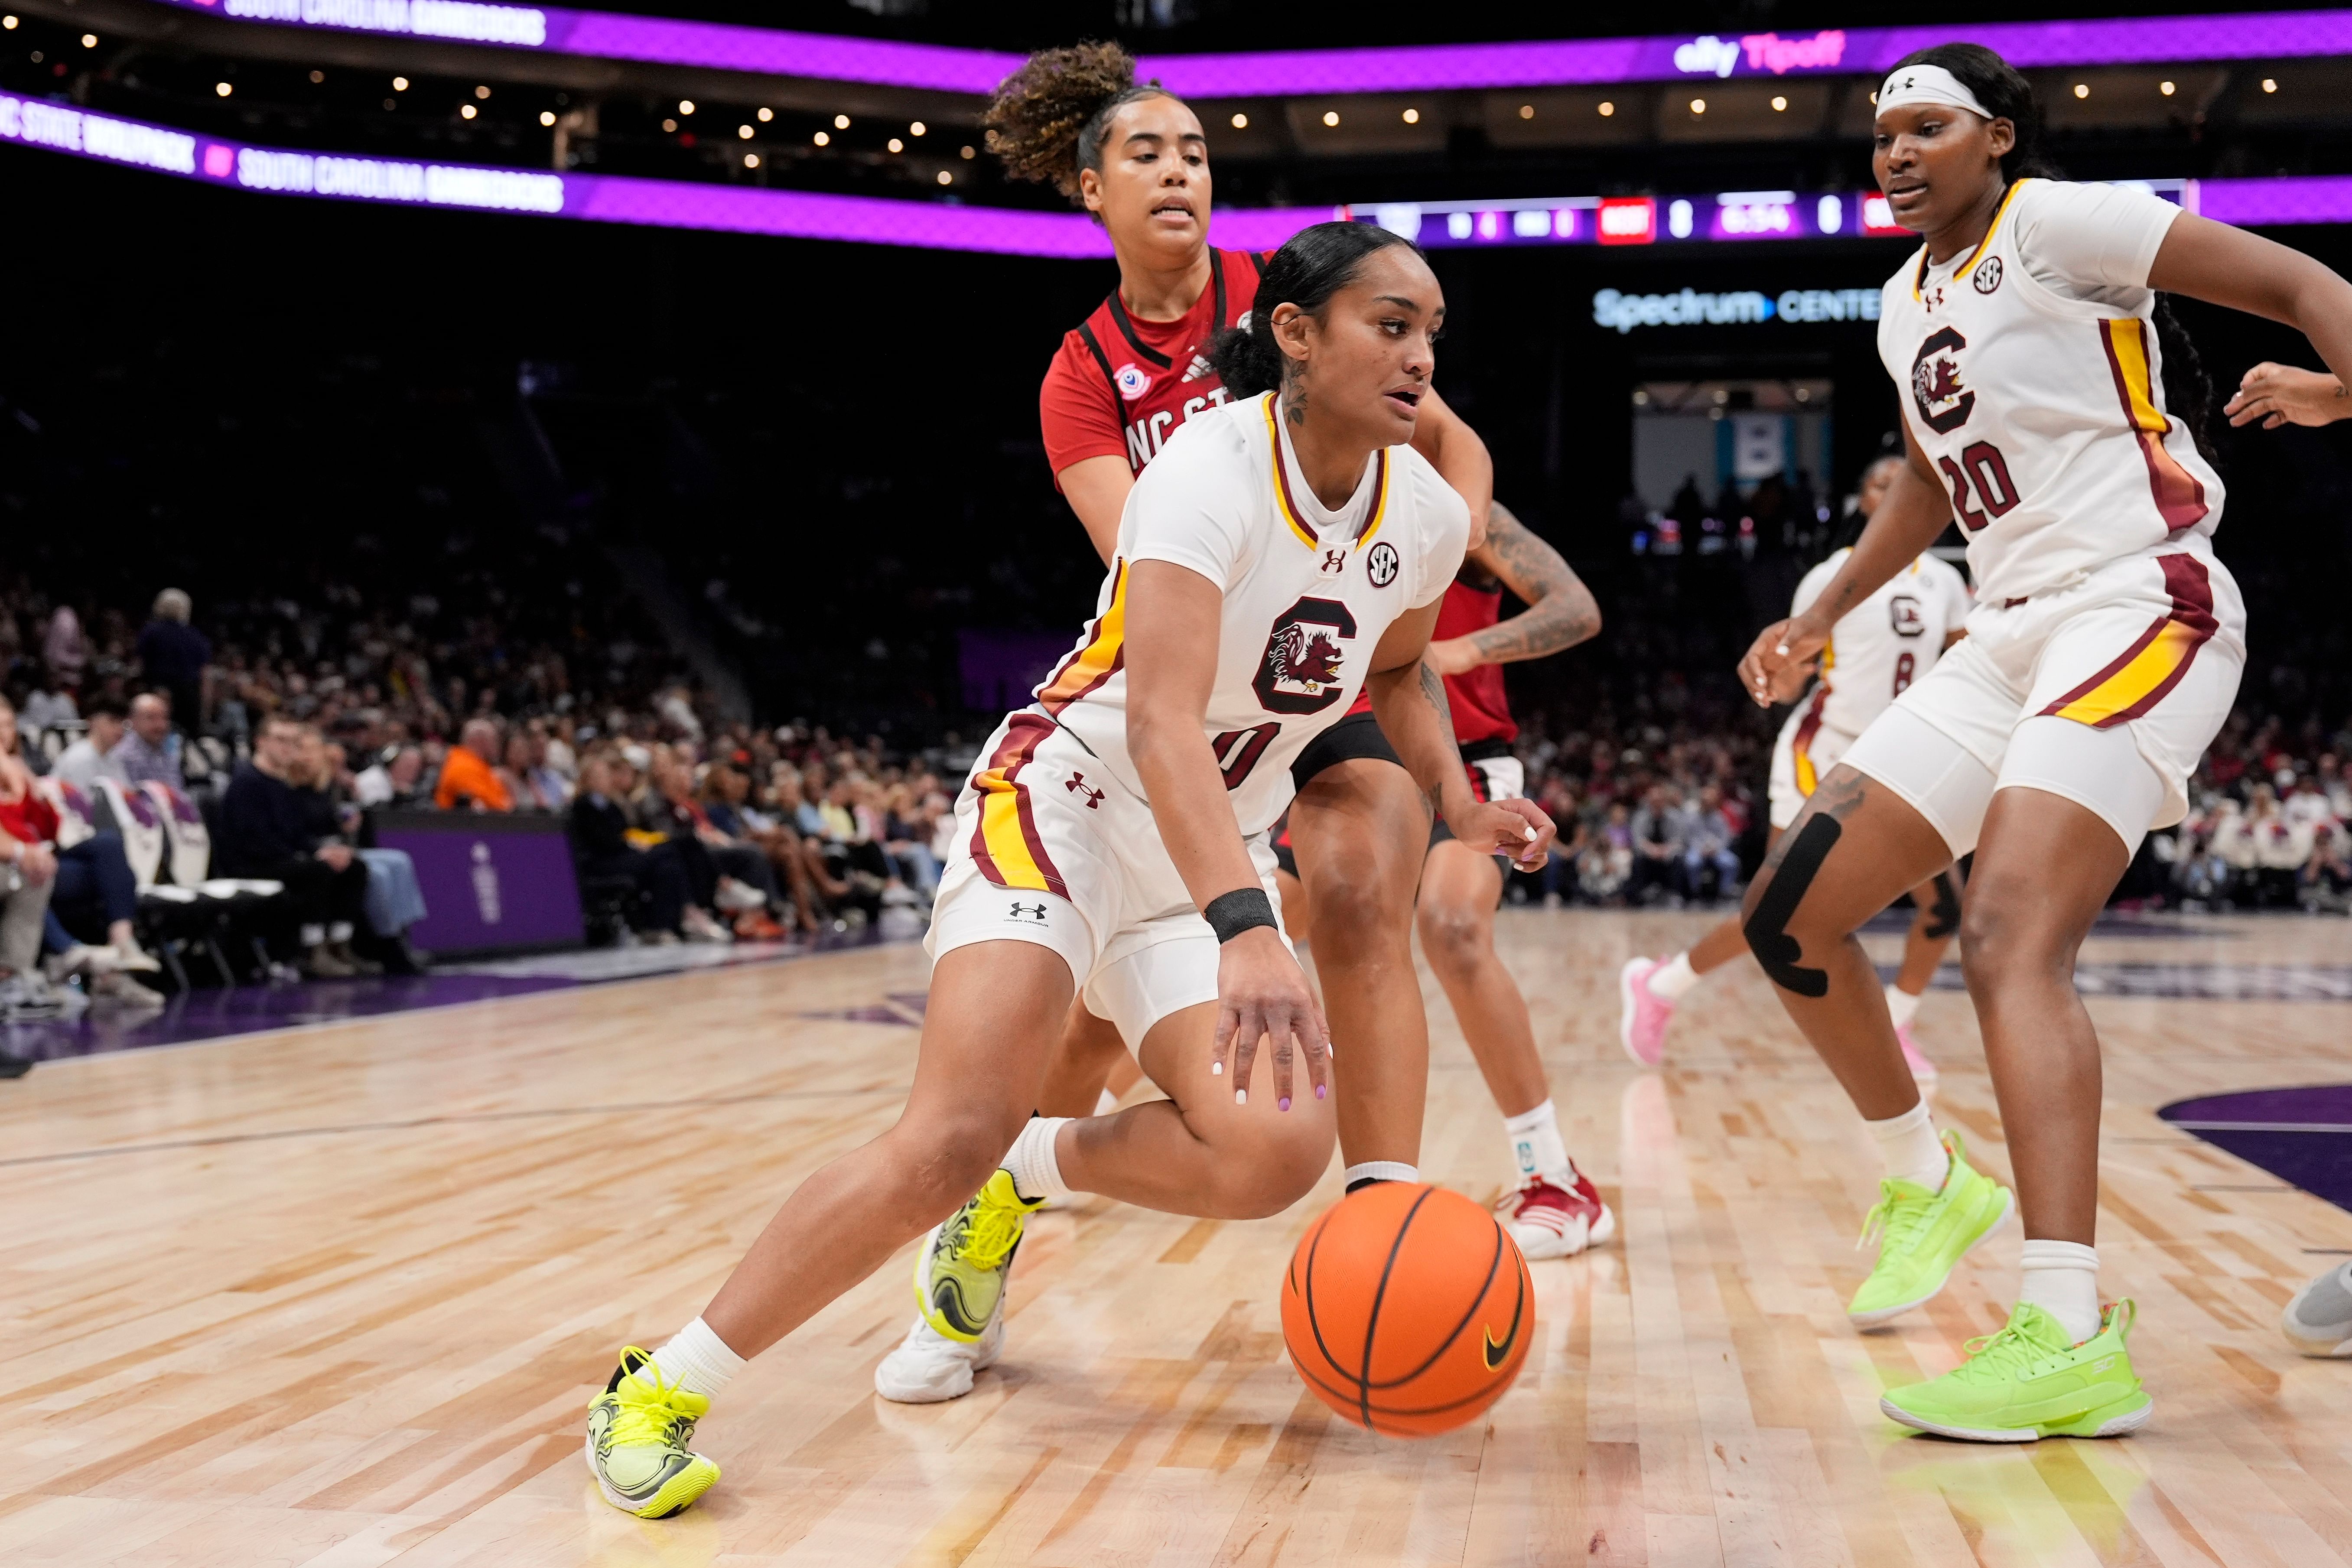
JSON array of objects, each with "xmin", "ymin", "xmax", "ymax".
[
  {"xmin": 1038, "ymin": 248, "xmax": 1266, "ymax": 480},
  {"xmin": 1337, "ymin": 571, "xmax": 1516, "ymax": 744}
]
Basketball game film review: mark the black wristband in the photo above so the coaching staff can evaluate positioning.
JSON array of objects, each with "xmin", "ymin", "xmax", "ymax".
[{"xmin": 1203, "ymin": 887, "xmax": 1278, "ymax": 944}]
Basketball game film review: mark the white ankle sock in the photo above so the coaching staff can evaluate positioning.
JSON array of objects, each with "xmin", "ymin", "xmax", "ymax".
[
  {"xmin": 1004, "ymin": 1116, "xmax": 1072, "ymax": 1204},
  {"xmin": 647, "ymin": 1316, "xmax": 745, "ymax": 1399},
  {"xmin": 1645, "ymin": 952, "xmax": 1701, "ymax": 1001},
  {"xmin": 1502, "ymin": 1098, "xmax": 1576, "ymax": 1187},
  {"xmin": 1884, "ymin": 984, "xmax": 1923, "ymax": 1031},
  {"xmin": 1345, "ymin": 1161, "xmax": 1417, "ymax": 1192},
  {"xmin": 1864, "ymin": 1101, "xmax": 1948, "ymax": 1191},
  {"xmin": 2018, "ymin": 1240, "xmax": 2102, "ymax": 1344}
]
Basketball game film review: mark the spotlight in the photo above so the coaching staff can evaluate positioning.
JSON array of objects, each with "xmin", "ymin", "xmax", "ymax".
[
  {"xmin": 309, "ymin": 69, "xmax": 324, "ymax": 82},
  {"xmin": 2073, "ymin": 82, "xmax": 2089, "ymax": 99},
  {"xmin": 661, "ymin": 117, "xmax": 677, "ymax": 132},
  {"xmin": 960, "ymin": 144, "xmax": 975, "ymax": 158},
  {"xmin": 2263, "ymin": 77, "xmax": 2279, "ymax": 93},
  {"xmin": 540, "ymin": 110, "xmax": 556, "ymax": 126},
  {"xmin": 1771, "ymin": 95, "xmax": 1787, "ymax": 111},
  {"xmin": 1, "ymin": 18, "xmax": 16, "ymax": 29},
  {"xmin": 813, "ymin": 130, "xmax": 829, "ymax": 146},
  {"xmin": 678, "ymin": 99, "xmax": 693, "ymax": 114},
  {"xmin": 475, "ymin": 84, "xmax": 490, "ymax": 99},
  {"xmin": 1518, "ymin": 104, "xmax": 1533, "ymax": 119},
  {"xmin": 1690, "ymin": 98, "xmax": 1706, "ymax": 114},
  {"xmin": 1402, "ymin": 107, "xmax": 1418, "ymax": 124},
  {"xmin": 1598, "ymin": 101, "xmax": 1614, "ymax": 117},
  {"xmin": 215, "ymin": 81, "xmax": 231, "ymax": 97},
  {"xmin": 936, "ymin": 169, "xmax": 951, "ymax": 185},
  {"xmin": 745, "ymin": 154, "xmax": 759, "ymax": 168},
  {"xmin": 80, "ymin": 33, "xmax": 95, "ymax": 47},
  {"xmin": 757, "ymin": 107, "xmax": 772, "ymax": 122},
  {"xmin": 888, "ymin": 136, "xmax": 903, "ymax": 152},
  {"xmin": 1322, "ymin": 110, "xmax": 1338, "ymax": 126},
  {"xmin": 833, "ymin": 113, "xmax": 849, "ymax": 128},
  {"xmin": 910, "ymin": 120, "xmax": 925, "ymax": 135},
  {"xmin": 2160, "ymin": 80, "xmax": 2176, "ymax": 96},
  {"xmin": 737, "ymin": 124, "xmax": 752, "ymax": 139},
  {"xmin": 1230, "ymin": 112, "xmax": 1247, "ymax": 128},
  {"xmin": 392, "ymin": 75, "xmax": 407, "ymax": 91},
  {"xmin": 461, "ymin": 104, "xmax": 476, "ymax": 119}
]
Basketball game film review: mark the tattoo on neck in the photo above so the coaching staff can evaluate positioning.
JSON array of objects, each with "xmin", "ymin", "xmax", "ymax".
[{"xmin": 1282, "ymin": 362, "xmax": 1306, "ymax": 427}]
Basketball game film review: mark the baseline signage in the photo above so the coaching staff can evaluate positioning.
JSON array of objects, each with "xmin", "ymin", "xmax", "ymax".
[
  {"xmin": 141, "ymin": 1, "xmax": 2352, "ymax": 97},
  {"xmin": 1592, "ymin": 286, "xmax": 1881, "ymax": 334}
]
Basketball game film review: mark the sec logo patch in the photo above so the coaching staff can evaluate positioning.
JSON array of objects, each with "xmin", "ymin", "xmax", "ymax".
[
  {"xmin": 1971, "ymin": 255, "xmax": 2004, "ymax": 295},
  {"xmin": 1114, "ymin": 363, "xmax": 1152, "ymax": 401},
  {"xmin": 1366, "ymin": 541, "xmax": 1400, "ymax": 587}
]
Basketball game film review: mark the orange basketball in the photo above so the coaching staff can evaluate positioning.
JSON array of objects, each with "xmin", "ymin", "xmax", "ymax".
[{"xmin": 1280, "ymin": 1181, "xmax": 1534, "ymax": 1437}]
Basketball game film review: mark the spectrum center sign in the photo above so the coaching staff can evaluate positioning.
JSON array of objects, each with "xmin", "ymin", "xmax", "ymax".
[{"xmin": 1591, "ymin": 286, "xmax": 1882, "ymax": 333}]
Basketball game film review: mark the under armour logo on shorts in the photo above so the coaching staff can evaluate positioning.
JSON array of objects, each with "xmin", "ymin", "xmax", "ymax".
[{"xmin": 1006, "ymin": 902, "xmax": 1048, "ymax": 923}]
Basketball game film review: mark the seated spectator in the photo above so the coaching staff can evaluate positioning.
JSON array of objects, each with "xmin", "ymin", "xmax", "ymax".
[
  {"xmin": 115, "ymin": 693, "xmax": 184, "ymax": 788},
  {"xmin": 18, "ymin": 678, "xmax": 77, "ymax": 744},
  {"xmin": 296, "ymin": 727, "xmax": 424, "ymax": 973},
  {"xmin": 433, "ymin": 718, "xmax": 513, "ymax": 812},
  {"xmin": 217, "ymin": 714, "xmax": 373, "ymax": 978},
  {"xmin": 53, "ymin": 696, "xmax": 129, "ymax": 791},
  {"xmin": 504, "ymin": 730, "xmax": 570, "ymax": 812},
  {"xmin": 1682, "ymin": 783, "xmax": 1741, "ymax": 903},
  {"xmin": 1628, "ymin": 783, "xmax": 1688, "ymax": 906},
  {"xmin": 704, "ymin": 759, "xmax": 823, "ymax": 934},
  {"xmin": 137, "ymin": 588, "xmax": 212, "ymax": 739},
  {"xmin": 569, "ymin": 750, "xmax": 694, "ymax": 942},
  {"xmin": 0, "ymin": 709, "xmax": 62, "ymax": 1016},
  {"xmin": 0, "ymin": 694, "xmax": 162, "ymax": 1000},
  {"xmin": 1579, "ymin": 801, "xmax": 1634, "ymax": 904},
  {"xmin": 634, "ymin": 748, "xmax": 774, "ymax": 940},
  {"xmin": 353, "ymin": 745, "xmax": 426, "ymax": 808}
]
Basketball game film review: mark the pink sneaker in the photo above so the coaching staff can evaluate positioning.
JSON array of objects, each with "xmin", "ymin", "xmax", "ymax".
[
  {"xmin": 1896, "ymin": 1023, "xmax": 1939, "ymax": 1087},
  {"xmin": 1618, "ymin": 956, "xmax": 1675, "ymax": 1067},
  {"xmin": 1496, "ymin": 1173, "xmax": 1616, "ymax": 1260}
]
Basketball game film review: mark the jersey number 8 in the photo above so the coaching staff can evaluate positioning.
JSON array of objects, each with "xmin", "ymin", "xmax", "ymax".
[{"xmin": 1936, "ymin": 440, "xmax": 2021, "ymax": 533}]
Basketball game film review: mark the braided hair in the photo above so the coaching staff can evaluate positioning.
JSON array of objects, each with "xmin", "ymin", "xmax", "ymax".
[
  {"xmin": 983, "ymin": 42, "xmax": 1174, "ymax": 208},
  {"xmin": 1889, "ymin": 42, "xmax": 2219, "ymax": 464}
]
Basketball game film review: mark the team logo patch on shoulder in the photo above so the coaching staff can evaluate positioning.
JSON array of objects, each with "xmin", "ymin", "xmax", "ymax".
[
  {"xmin": 1971, "ymin": 255, "xmax": 2004, "ymax": 294},
  {"xmin": 1113, "ymin": 363, "xmax": 1152, "ymax": 401},
  {"xmin": 1366, "ymin": 541, "xmax": 1400, "ymax": 587}
]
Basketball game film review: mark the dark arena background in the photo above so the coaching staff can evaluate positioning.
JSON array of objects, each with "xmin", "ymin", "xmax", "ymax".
[{"xmin": 10, "ymin": 2, "xmax": 2352, "ymax": 1562}]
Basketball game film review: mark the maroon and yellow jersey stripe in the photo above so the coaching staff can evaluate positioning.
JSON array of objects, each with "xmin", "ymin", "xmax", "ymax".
[
  {"xmin": 967, "ymin": 713, "xmax": 1069, "ymax": 898},
  {"xmin": 2098, "ymin": 316, "xmax": 2209, "ymax": 534},
  {"xmin": 2039, "ymin": 553, "xmax": 2219, "ymax": 728},
  {"xmin": 1035, "ymin": 560, "xmax": 1129, "ymax": 717},
  {"xmin": 1262, "ymin": 394, "xmax": 1390, "ymax": 550},
  {"xmin": 1789, "ymin": 686, "xmax": 1832, "ymax": 797},
  {"xmin": 1913, "ymin": 179, "xmax": 2029, "ymax": 302}
]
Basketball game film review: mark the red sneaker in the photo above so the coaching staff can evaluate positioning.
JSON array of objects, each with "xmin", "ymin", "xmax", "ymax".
[{"xmin": 1496, "ymin": 1172, "xmax": 1616, "ymax": 1261}]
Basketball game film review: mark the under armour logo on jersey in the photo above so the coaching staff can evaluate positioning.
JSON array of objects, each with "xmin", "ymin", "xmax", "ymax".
[
  {"xmin": 1064, "ymin": 772, "xmax": 1105, "ymax": 808},
  {"xmin": 1006, "ymin": 902, "xmax": 1048, "ymax": 923},
  {"xmin": 1181, "ymin": 353, "xmax": 1215, "ymax": 383},
  {"xmin": 1320, "ymin": 548, "xmax": 1347, "ymax": 575}
]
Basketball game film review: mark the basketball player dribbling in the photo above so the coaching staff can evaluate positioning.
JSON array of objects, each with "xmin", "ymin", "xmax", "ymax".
[
  {"xmin": 1272, "ymin": 497, "xmax": 1615, "ymax": 1258},
  {"xmin": 1620, "ymin": 454, "xmax": 1971, "ymax": 1083},
  {"xmin": 582, "ymin": 221, "xmax": 1554, "ymax": 1516},
  {"xmin": 864, "ymin": 42, "xmax": 1612, "ymax": 1407},
  {"xmin": 1735, "ymin": 43, "xmax": 2352, "ymax": 1441}
]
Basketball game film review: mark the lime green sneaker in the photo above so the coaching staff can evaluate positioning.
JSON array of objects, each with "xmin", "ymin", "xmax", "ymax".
[
  {"xmin": 914, "ymin": 1168, "xmax": 1044, "ymax": 1344},
  {"xmin": 585, "ymin": 1348, "xmax": 720, "ymax": 1518},
  {"xmin": 1848, "ymin": 1129, "xmax": 2013, "ymax": 1328},
  {"xmin": 1881, "ymin": 1299, "xmax": 2151, "ymax": 1441}
]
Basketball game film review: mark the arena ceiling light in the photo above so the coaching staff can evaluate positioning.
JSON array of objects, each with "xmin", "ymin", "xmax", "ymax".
[
  {"xmin": 0, "ymin": 88, "xmax": 2336, "ymax": 259},
  {"xmin": 129, "ymin": 2, "xmax": 2352, "ymax": 97}
]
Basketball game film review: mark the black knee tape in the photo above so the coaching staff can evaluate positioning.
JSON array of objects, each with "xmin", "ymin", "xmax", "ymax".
[
  {"xmin": 1923, "ymin": 871, "xmax": 1962, "ymax": 941},
  {"xmin": 1742, "ymin": 813, "xmax": 1842, "ymax": 999}
]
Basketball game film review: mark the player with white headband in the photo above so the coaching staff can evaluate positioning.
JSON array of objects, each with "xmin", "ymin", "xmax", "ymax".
[{"xmin": 1734, "ymin": 42, "xmax": 2352, "ymax": 1442}]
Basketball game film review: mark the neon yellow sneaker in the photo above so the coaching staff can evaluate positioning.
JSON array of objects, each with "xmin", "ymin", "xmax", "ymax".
[
  {"xmin": 1848, "ymin": 1129, "xmax": 2013, "ymax": 1328},
  {"xmin": 914, "ymin": 1168, "xmax": 1044, "ymax": 1343},
  {"xmin": 584, "ymin": 1348, "xmax": 720, "ymax": 1518},
  {"xmin": 1881, "ymin": 1299, "xmax": 2151, "ymax": 1441}
]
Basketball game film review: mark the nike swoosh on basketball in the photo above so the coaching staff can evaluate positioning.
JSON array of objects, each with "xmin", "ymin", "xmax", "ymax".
[{"xmin": 1482, "ymin": 1318, "xmax": 1519, "ymax": 1370}]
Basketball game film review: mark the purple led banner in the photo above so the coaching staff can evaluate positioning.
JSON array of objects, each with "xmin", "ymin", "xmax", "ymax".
[
  {"xmin": 0, "ymin": 91, "xmax": 2343, "ymax": 255},
  {"xmin": 142, "ymin": 1, "xmax": 2352, "ymax": 95}
]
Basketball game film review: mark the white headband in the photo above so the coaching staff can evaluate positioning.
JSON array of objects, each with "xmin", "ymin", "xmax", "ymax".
[{"xmin": 1877, "ymin": 64, "xmax": 1991, "ymax": 120}]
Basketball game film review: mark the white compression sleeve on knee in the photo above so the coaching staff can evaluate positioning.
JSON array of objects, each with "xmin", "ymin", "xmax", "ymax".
[
  {"xmin": 1502, "ymin": 1098, "xmax": 1576, "ymax": 1187},
  {"xmin": 647, "ymin": 1315, "xmax": 746, "ymax": 1399},
  {"xmin": 2017, "ymin": 1239, "xmax": 2102, "ymax": 1344},
  {"xmin": 1864, "ymin": 1101, "xmax": 1949, "ymax": 1191},
  {"xmin": 1005, "ymin": 1116, "xmax": 1073, "ymax": 1204}
]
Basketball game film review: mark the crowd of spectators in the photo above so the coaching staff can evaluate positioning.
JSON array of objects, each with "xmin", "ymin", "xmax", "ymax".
[{"xmin": 2160, "ymin": 712, "xmax": 2352, "ymax": 913}]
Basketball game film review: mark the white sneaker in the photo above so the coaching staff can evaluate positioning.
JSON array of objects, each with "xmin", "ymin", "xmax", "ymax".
[
  {"xmin": 874, "ymin": 1310, "xmax": 1004, "ymax": 1403},
  {"xmin": 712, "ymin": 878, "xmax": 766, "ymax": 914},
  {"xmin": 0, "ymin": 972, "xmax": 65, "ymax": 1017},
  {"xmin": 91, "ymin": 970, "xmax": 165, "ymax": 1009},
  {"xmin": 43, "ymin": 943, "xmax": 114, "ymax": 981},
  {"xmin": 109, "ymin": 943, "xmax": 163, "ymax": 975}
]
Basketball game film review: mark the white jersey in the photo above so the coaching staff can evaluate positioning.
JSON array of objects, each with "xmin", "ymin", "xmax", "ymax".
[
  {"xmin": 1028, "ymin": 392, "xmax": 1469, "ymax": 836},
  {"xmin": 1877, "ymin": 178, "xmax": 2225, "ymax": 606},
  {"xmin": 1795, "ymin": 547, "xmax": 1972, "ymax": 738}
]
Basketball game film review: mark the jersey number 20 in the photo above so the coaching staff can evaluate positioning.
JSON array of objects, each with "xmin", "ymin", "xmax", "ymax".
[{"xmin": 1936, "ymin": 441, "xmax": 2021, "ymax": 533}]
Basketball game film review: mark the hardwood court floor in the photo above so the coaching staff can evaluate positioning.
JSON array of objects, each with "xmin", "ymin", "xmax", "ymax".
[{"xmin": 6, "ymin": 910, "xmax": 2352, "ymax": 1567}]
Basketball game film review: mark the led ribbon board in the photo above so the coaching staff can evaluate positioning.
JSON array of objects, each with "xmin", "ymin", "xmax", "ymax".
[
  {"xmin": 143, "ymin": 1, "xmax": 2352, "ymax": 94},
  {"xmin": 0, "ymin": 91, "xmax": 2336, "ymax": 257}
]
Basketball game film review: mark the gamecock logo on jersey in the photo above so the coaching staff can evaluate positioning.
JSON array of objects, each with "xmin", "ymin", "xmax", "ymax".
[
  {"xmin": 1114, "ymin": 363, "xmax": 1152, "ymax": 401},
  {"xmin": 1909, "ymin": 326, "xmax": 1975, "ymax": 434},
  {"xmin": 1889, "ymin": 594, "xmax": 1925, "ymax": 638},
  {"xmin": 1255, "ymin": 596, "xmax": 1360, "ymax": 715}
]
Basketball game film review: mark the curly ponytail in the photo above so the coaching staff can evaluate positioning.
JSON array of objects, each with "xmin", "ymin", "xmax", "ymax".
[
  {"xmin": 983, "ymin": 41, "xmax": 1171, "ymax": 207},
  {"xmin": 1209, "ymin": 221, "xmax": 1420, "ymax": 398}
]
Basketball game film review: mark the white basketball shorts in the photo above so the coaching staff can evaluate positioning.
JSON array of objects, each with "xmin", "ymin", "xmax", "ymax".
[
  {"xmin": 926, "ymin": 711, "xmax": 1288, "ymax": 1048},
  {"xmin": 1765, "ymin": 688, "xmax": 1860, "ymax": 831},
  {"xmin": 1840, "ymin": 546, "xmax": 2245, "ymax": 858}
]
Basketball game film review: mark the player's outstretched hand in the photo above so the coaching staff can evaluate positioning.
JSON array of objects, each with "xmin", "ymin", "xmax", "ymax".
[
  {"xmin": 1449, "ymin": 797, "xmax": 1556, "ymax": 872},
  {"xmin": 1213, "ymin": 926, "xmax": 1329, "ymax": 1113},
  {"xmin": 2225, "ymin": 362, "xmax": 2349, "ymax": 429},
  {"xmin": 1738, "ymin": 615, "xmax": 1829, "ymax": 708}
]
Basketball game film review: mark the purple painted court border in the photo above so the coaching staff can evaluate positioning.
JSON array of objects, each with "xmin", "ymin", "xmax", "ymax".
[
  {"xmin": 144, "ymin": 3, "xmax": 2352, "ymax": 96},
  {"xmin": 7, "ymin": 91, "xmax": 2352, "ymax": 256},
  {"xmin": 2161, "ymin": 1085, "xmax": 2352, "ymax": 1214}
]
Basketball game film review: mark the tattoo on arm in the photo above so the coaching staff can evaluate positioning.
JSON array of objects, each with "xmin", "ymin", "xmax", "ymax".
[
  {"xmin": 1416, "ymin": 658, "xmax": 1457, "ymax": 813},
  {"xmin": 1469, "ymin": 509, "xmax": 1601, "ymax": 662}
]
